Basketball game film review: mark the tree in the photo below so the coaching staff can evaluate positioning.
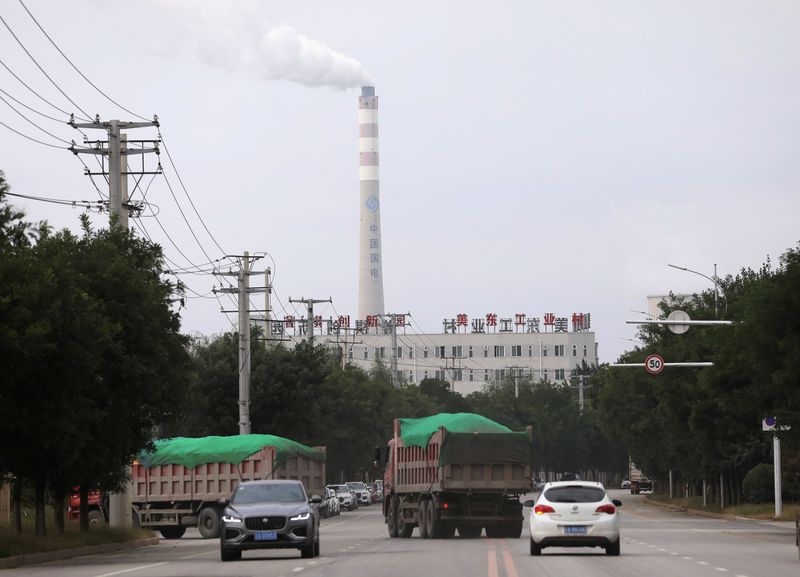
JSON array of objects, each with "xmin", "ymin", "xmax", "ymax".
[{"xmin": 0, "ymin": 182, "xmax": 190, "ymax": 533}]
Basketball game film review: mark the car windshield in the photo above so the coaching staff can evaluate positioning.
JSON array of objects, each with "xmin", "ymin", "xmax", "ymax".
[
  {"xmin": 348, "ymin": 482, "xmax": 366, "ymax": 490},
  {"xmin": 332, "ymin": 485, "xmax": 350, "ymax": 494},
  {"xmin": 544, "ymin": 486, "xmax": 606, "ymax": 503},
  {"xmin": 232, "ymin": 483, "xmax": 306, "ymax": 504}
]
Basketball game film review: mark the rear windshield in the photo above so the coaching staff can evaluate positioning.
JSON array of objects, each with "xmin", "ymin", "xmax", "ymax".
[
  {"xmin": 348, "ymin": 482, "xmax": 367, "ymax": 490},
  {"xmin": 233, "ymin": 483, "xmax": 306, "ymax": 504},
  {"xmin": 544, "ymin": 486, "xmax": 606, "ymax": 503}
]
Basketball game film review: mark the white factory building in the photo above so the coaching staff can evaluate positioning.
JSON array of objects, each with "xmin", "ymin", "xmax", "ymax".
[{"xmin": 273, "ymin": 312, "xmax": 598, "ymax": 397}]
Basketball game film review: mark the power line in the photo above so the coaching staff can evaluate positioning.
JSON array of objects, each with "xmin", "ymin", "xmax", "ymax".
[
  {"xmin": 0, "ymin": 119, "xmax": 64, "ymax": 148},
  {"xmin": 0, "ymin": 91, "xmax": 71, "ymax": 144},
  {"xmin": 0, "ymin": 85, "xmax": 65, "ymax": 123},
  {"xmin": 0, "ymin": 13, "xmax": 92, "ymax": 120},
  {"xmin": 0, "ymin": 55, "xmax": 78, "ymax": 120},
  {"xmin": 17, "ymin": 0, "xmax": 150, "ymax": 122},
  {"xmin": 4, "ymin": 190, "xmax": 104, "ymax": 211}
]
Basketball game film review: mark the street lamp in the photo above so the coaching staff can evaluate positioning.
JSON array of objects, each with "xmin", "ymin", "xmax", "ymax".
[{"xmin": 667, "ymin": 263, "xmax": 726, "ymax": 318}]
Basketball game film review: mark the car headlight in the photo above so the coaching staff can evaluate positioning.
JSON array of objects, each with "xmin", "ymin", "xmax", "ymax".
[
  {"xmin": 290, "ymin": 512, "xmax": 311, "ymax": 521},
  {"xmin": 222, "ymin": 514, "xmax": 242, "ymax": 523}
]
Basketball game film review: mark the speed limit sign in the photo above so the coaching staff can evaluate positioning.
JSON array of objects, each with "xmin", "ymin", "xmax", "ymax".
[{"xmin": 644, "ymin": 354, "xmax": 664, "ymax": 375}]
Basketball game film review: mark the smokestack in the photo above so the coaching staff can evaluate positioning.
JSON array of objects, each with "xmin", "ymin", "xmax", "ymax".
[{"xmin": 357, "ymin": 86, "xmax": 385, "ymax": 323}]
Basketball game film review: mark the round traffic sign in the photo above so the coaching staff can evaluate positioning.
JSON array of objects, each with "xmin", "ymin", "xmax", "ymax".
[
  {"xmin": 667, "ymin": 310, "xmax": 691, "ymax": 335},
  {"xmin": 644, "ymin": 354, "xmax": 664, "ymax": 375}
]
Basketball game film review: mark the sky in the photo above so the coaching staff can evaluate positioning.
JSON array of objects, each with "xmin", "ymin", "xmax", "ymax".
[{"xmin": 1, "ymin": 0, "xmax": 798, "ymax": 363}]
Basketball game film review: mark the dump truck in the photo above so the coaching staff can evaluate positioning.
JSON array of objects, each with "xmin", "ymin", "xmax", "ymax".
[
  {"xmin": 69, "ymin": 434, "xmax": 326, "ymax": 539},
  {"xmin": 378, "ymin": 413, "xmax": 533, "ymax": 539}
]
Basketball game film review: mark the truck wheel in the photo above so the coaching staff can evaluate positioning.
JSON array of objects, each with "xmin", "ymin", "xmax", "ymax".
[
  {"xmin": 198, "ymin": 507, "xmax": 221, "ymax": 539},
  {"xmin": 418, "ymin": 501, "xmax": 429, "ymax": 538},
  {"xmin": 387, "ymin": 496, "xmax": 399, "ymax": 538},
  {"xmin": 425, "ymin": 502, "xmax": 437, "ymax": 538},
  {"xmin": 397, "ymin": 507, "xmax": 414, "ymax": 538},
  {"xmin": 87, "ymin": 509, "xmax": 104, "ymax": 528},
  {"xmin": 159, "ymin": 526, "xmax": 187, "ymax": 539}
]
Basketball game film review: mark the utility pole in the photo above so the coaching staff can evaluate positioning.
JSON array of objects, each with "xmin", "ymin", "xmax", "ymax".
[
  {"xmin": 69, "ymin": 116, "xmax": 161, "ymax": 230},
  {"xmin": 288, "ymin": 297, "xmax": 332, "ymax": 347},
  {"xmin": 215, "ymin": 252, "xmax": 267, "ymax": 435}
]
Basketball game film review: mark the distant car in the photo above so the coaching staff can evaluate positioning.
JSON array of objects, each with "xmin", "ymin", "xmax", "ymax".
[
  {"xmin": 532, "ymin": 477, "xmax": 545, "ymax": 491},
  {"xmin": 559, "ymin": 472, "xmax": 581, "ymax": 481},
  {"xmin": 527, "ymin": 481, "xmax": 621, "ymax": 556},
  {"xmin": 328, "ymin": 484, "xmax": 356, "ymax": 511},
  {"xmin": 621, "ymin": 478, "xmax": 630, "ymax": 489},
  {"xmin": 219, "ymin": 480, "xmax": 322, "ymax": 561},
  {"xmin": 347, "ymin": 481, "xmax": 371, "ymax": 506},
  {"xmin": 319, "ymin": 487, "xmax": 339, "ymax": 518}
]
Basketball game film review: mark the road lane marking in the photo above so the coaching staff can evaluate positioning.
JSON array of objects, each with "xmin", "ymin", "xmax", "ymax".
[
  {"xmin": 94, "ymin": 562, "xmax": 168, "ymax": 577},
  {"xmin": 292, "ymin": 567, "xmax": 304, "ymax": 573},
  {"xmin": 501, "ymin": 546, "xmax": 519, "ymax": 577},
  {"xmin": 487, "ymin": 548, "xmax": 499, "ymax": 577},
  {"xmin": 179, "ymin": 550, "xmax": 216, "ymax": 560},
  {"xmin": 683, "ymin": 556, "xmax": 693, "ymax": 560},
  {"xmin": 697, "ymin": 561, "xmax": 710, "ymax": 566},
  {"xmin": 714, "ymin": 568, "xmax": 729, "ymax": 572}
]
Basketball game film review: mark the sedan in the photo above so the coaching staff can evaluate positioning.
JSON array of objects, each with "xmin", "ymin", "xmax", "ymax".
[
  {"xmin": 219, "ymin": 480, "xmax": 322, "ymax": 561},
  {"xmin": 526, "ymin": 481, "xmax": 621, "ymax": 556}
]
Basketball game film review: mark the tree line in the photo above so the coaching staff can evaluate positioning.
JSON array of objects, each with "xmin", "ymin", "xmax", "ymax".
[
  {"xmin": 4, "ymin": 167, "xmax": 797, "ymax": 536},
  {"xmin": 595, "ymin": 245, "xmax": 800, "ymax": 505}
]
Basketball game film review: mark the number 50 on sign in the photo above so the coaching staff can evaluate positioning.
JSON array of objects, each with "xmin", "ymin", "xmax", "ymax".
[{"xmin": 644, "ymin": 354, "xmax": 664, "ymax": 375}]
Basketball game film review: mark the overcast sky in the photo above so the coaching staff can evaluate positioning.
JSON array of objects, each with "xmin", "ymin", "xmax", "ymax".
[{"xmin": 1, "ymin": 0, "xmax": 798, "ymax": 363}]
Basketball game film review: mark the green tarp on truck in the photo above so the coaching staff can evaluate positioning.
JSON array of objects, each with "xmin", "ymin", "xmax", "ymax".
[
  {"xmin": 398, "ymin": 412, "xmax": 531, "ymax": 466},
  {"xmin": 139, "ymin": 434, "xmax": 326, "ymax": 469}
]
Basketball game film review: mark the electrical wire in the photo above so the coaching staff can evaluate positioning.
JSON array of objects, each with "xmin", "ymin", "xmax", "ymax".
[
  {"xmin": 0, "ymin": 55, "xmax": 79, "ymax": 120},
  {"xmin": 0, "ymin": 13, "xmax": 92, "ymax": 120},
  {"xmin": 0, "ymin": 85, "xmax": 66, "ymax": 123},
  {"xmin": 17, "ymin": 0, "xmax": 150, "ymax": 122},
  {"xmin": 0, "ymin": 91, "xmax": 72, "ymax": 144},
  {"xmin": 4, "ymin": 190, "xmax": 104, "ymax": 210},
  {"xmin": 0, "ymin": 119, "xmax": 65, "ymax": 148}
]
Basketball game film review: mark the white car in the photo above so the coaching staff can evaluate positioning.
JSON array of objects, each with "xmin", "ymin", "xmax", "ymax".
[
  {"xmin": 527, "ymin": 481, "xmax": 621, "ymax": 556},
  {"xmin": 346, "ymin": 482, "xmax": 371, "ymax": 506},
  {"xmin": 621, "ymin": 478, "xmax": 630, "ymax": 489},
  {"xmin": 327, "ymin": 484, "xmax": 356, "ymax": 511}
]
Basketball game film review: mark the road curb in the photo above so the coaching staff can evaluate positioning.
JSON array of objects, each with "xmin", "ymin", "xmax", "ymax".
[{"xmin": 0, "ymin": 537, "xmax": 159, "ymax": 570}]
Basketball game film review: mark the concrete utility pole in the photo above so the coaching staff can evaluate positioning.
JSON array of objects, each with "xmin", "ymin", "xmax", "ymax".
[
  {"xmin": 215, "ymin": 252, "xmax": 267, "ymax": 435},
  {"xmin": 69, "ymin": 116, "xmax": 160, "ymax": 230},
  {"xmin": 288, "ymin": 297, "xmax": 332, "ymax": 347}
]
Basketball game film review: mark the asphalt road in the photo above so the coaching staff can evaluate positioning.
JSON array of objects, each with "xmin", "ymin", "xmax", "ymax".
[{"xmin": 4, "ymin": 491, "xmax": 798, "ymax": 577}]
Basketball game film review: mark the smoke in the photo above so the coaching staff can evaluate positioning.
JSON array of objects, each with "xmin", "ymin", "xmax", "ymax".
[{"xmin": 138, "ymin": 2, "xmax": 372, "ymax": 90}]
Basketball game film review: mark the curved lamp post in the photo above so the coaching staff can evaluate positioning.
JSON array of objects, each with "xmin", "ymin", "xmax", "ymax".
[{"xmin": 667, "ymin": 263, "xmax": 726, "ymax": 318}]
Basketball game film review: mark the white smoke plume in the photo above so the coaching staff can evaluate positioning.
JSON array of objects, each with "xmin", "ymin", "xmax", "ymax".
[{"xmin": 138, "ymin": 1, "xmax": 372, "ymax": 90}]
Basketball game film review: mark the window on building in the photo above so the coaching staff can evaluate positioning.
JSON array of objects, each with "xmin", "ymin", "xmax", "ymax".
[
  {"xmin": 409, "ymin": 371, "xmax": 414, "ymax": 383},
  {"xmin": 494, "ymin": 345, "xmax": 505, "ymax": 358},
  {"xmin": 583, "ymin": 345, "xmax": 588, "ymax": 357},
  {"xmin": 376, "ymin": 347, "xmax": 385, "ymax": 359},
  {"xmin": 424, "ymin": 370, "xmax": 429, "ymax": 380},
  {"xmin": 454, "ymin": 369, "xmax": 463, "ymax": 381},
  {"xmin": 495, "ymin": 369, "xmax": 505, "ymax": 381},
  {"xmin": 484, "ymin": 346, "xmax": 489, "ymax": 358},
  {"xmin": 469, "ymin": 346, "xmax": 473, "ymax": 358},
  {"xmin": 542, "ymin": 345, "xmax": 548, "ymax": 357},
  {"xmin": 511, "ymin": 344, "xmax": 522, "ymax": 357},
  {"xmin": 555, "ymin": 368, "xmax": 565, "ymax": 380},
  {"xmin": 348, "ymin": 349, "xmax": 353, "ymax": 359},
  {"xmin": 469, "ymin": 370, "xmax": 474, "ymax": 382},
  {"xmin": 364, "ymin": 347, "xmax": 369, "ymax": 360},
  {"xmin": 435, "ymin": 369, "xmax": 445, "ymax": 380},
  {"xmin": 397, "ymin": 347, "xmax": 403, "ymax": 359},
  {"xmin": 437, "ymin": 345, "xmax": 446, "ymax": 358},
  {"xmin": 554, "ymin": 345, "xmax": 565, "ymax": 357},
  {"xmin": 572, "ymin": 345, "xmax": 577, "ymax": 357},
  {"xmin": 424, "ymin": 347, "xmax": 429, "ymax": 358},
  {"xmin": 528, "ymin": 345, "xmax": 533, "ymax": 357},
  {"xmin": 543, "ymin": 369, "xmax": 549, "ymax": 381},
  {"xmin": 409, "ymin": 347, "xmax": 414, "ymax": 359},
  {"xmin": 452, "ymin": 345, "xmax": 462, "ymax": 357},
  {"xmin": 484, "ymin": 370, "xmax": 489, "ymax": 382}
]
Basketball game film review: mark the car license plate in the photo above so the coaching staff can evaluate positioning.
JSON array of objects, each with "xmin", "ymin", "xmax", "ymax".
[
  {"xmin": 255, "ymin": 531, "xmax": 277, "ymax": 541},
  {"xmin": 564, "ymin": 526, "xmax": 587, "ymax": 534}
]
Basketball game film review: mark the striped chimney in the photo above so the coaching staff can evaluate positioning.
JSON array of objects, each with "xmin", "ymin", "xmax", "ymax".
[{"xmin": 357, "ymin": 86, "xmax": 385, "ymax": 323}]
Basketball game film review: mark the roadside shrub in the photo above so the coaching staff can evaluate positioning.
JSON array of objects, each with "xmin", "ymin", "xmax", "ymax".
[{"xmin": 742, "ymin": 464, "xmax": 774, "ymax": 504}]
